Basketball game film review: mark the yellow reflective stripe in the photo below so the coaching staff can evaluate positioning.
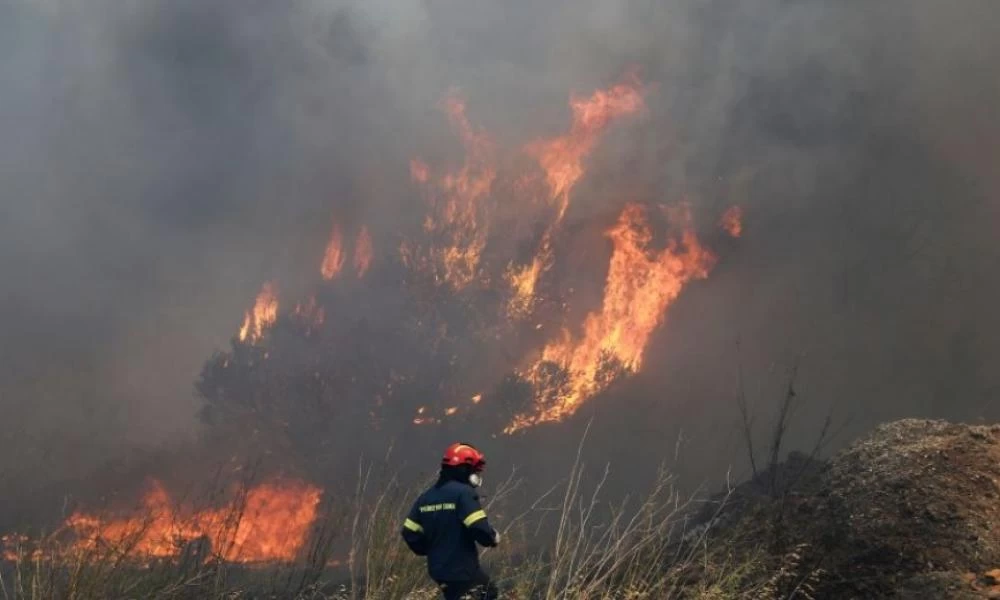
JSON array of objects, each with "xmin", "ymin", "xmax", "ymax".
[
  {"xmin": 403, "ymin": 518, "xmax": 424, "ymax": 533},
  {"xmin": 463, "ymin": 510, "xmax": 487, "ymax": 527}
]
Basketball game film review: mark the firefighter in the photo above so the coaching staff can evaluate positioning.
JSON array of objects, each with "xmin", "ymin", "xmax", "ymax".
[{"xmin": 401, "ymin": 442, "xmax": 501, "ymax": 600}]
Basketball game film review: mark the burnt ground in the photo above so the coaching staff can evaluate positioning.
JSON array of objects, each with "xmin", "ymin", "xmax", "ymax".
[{"xmin": 696, "ymin": 419, "xmax": 1000, "ymax": 599}]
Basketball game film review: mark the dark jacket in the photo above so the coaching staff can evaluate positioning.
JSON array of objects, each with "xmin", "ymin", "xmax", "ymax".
[{"xmin": 401, "ymin": 478, "xmax": 498, "ymax": 582}]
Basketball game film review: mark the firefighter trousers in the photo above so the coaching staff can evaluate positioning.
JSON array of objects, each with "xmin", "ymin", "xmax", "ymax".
[{"xmin": 436, "ymin": 571, "xmax": 499, "ymax": 600}]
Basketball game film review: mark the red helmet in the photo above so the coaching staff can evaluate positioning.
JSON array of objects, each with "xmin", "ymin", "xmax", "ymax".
[{"xmin": 442, "ymin": 442, "xmax": 486, "ymax": 472}]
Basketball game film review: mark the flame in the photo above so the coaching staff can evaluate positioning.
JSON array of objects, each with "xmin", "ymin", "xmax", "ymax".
[
  {"xmin": 226, "ymin": 74, "xmax": 726, "ymax": 438},
  {"xmin": 508, "ymin": 76, "xmax": 645, "ymax": 316},
  {"xmin": 505, "ymin": 233, "xmax": 553, "ymax": 318},
  {"xmin": 5, "ymin": 72, "xmax": 740, "ymax": 567},
  {"xmin": 720, "ymin": 205, "xmax": 743, "ymax": 238},
  {"xmin": 507, "ymin": 204, "xmax": 716, "ymax": 433},
  {"xmin": 64, "ymin": 479, "xmax": 321, "ymax": 563},
  {"xmin": 238, "ymin": 282, "xmax": 279, "ymax": 343},
  {"xmin": 321, "ymin": 223, "xmax": 346, "ymax": 280},
  {"xmin": 409, "ymin": 79, "xmax": 641, "ymax": 299},
  {"xmin": 353, "ymin": 226, "xmax": 373, "ymax": 277},
  {"xmin": 408, "ymin": 93, "xmax": 496, "ymax": 289},
  {"xmin": 293, "ymin": 295, "xmax": 325, "ymax": 330},
  {"xmin": 526, "ymin": 75, "xmax": 645, "ymax": 222},
  {"xmin": 2, "ymin": 535, "xmax": 34, "ymax": 562}
]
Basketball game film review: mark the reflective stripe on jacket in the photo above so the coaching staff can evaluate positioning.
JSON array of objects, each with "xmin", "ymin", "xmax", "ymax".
[{"xmin": 400, "ymin": 479, "xmax": 497, "ymax": 582}]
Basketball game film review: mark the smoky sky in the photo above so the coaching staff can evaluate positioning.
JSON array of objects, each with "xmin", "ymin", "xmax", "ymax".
[{"xmin": 1, "ymin": 0, "xmax": 999, "ymax": 495}]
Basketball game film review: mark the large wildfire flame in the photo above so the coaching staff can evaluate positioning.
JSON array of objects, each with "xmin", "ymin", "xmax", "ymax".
[
  {"xmin": 62, "ymin": 479, "xmax": 321, "ymax": 564},
  {"xmin": 507, "ymin": 76, "xmax": 646, "ymax": 317},
  {"xmin": 508, "ymin": 204, "xmax": 717, "ymax": 432},
  {"xmin": 231, "ymin": 73, "xmax": 741, "ymax": 434},
  {"xmin": 5, "ymin": 74, "xmax": 743, "ymax": 570},
  {"xmin": 527, "ymin": 74, "xmax": 645, "ymax": 223}
]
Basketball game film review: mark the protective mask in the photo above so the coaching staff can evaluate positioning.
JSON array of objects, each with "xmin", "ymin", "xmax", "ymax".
[{"xmin": 468, "ymin": 473, "xmax": 483, "ymax": 488}]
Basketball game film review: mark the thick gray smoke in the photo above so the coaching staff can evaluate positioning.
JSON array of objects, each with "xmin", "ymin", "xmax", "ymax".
[{"xmin": 1, "ymin": 0, "xmax": 999, "ymax": 514}]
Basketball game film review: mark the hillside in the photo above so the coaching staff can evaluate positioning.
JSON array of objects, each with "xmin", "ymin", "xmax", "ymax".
[{"xmin": 701, "ymin": 419, "xmax": 1000, "ymax": 599}]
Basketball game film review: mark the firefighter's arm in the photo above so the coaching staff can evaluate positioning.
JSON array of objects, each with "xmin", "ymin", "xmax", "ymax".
[
  {"xmin": 458, "ymin": 489, "xmax": 499, "ymax": 547},
  {"xmin": 400, "ymin": 502, "xmax": 428, "ymax": 556}
]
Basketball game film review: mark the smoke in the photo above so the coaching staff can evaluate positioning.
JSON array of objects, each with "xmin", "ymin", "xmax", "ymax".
[
  {"xmin": 1, "ymin": 0, "xmax": 999, "ymax": 514},
  {"xmin": 0, "ymin": 0, "xmax": 392, "ymax": 511}
]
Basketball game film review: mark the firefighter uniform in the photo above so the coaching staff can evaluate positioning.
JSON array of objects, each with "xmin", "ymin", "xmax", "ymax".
[{"xmin": 402, "ymin": 478, "xmax": 499, "ymax": 599}]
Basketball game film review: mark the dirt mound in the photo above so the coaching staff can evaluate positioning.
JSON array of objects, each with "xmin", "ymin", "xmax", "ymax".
[{"xmin": 705, "ymin": 419, "xmax": 1000, "ymax": 599}]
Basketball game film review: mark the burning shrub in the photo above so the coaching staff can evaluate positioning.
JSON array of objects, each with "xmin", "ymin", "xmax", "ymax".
[{"xmin": 192, "ymin": 75, "xmax": 740, "ymax": 482}]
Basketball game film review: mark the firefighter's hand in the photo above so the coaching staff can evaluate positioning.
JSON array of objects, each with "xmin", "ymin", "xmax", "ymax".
[{"xmin": 492, "ymin": 529, "xmax": 501, "ymax": 545}]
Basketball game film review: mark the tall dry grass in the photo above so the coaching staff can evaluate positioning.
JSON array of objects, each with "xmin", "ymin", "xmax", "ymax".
[{"xmin": 0, "ymin": 435, "xmax": 789, "ymax": 600}]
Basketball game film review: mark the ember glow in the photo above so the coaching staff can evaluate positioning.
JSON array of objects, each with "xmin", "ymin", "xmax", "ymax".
[
  {"xmin": 64, "ymin": 479, "xmax": 321, "ymax": 563},
  {"xmin": 409, "ymin": 159, "xmax": 429, "ymax": 184},
  {"xmin": 413, "ymin": 405, "xmax": 439, "ymax": 426},
  {"xmin": 720, "ymin": 205, "xmax": 744, "ymax": 238},
  {"xmin": 354, "ymin": 226, "xmax": 374, "ymax": 277},
  {"xmin": 238, "ymin": 282, "xmax": 279, "ymax": 343},
  {"xmin": 294, "ymin": 295, "xmax": 325, "ymax": 330}
]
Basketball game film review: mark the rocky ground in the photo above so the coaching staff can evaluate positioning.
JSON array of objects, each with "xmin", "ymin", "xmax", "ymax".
[{"xmin": 699, "ymin": 419, "xmax": 1000, "ymax": 599}]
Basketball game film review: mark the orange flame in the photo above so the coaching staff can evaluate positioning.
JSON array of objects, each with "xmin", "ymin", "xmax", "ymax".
[
  {"xmin": 720, "ymin": 205, "xmax": 743, "ymax": 238},
  {"xmin": 508, "ymin": 204, "xmax": 716, "ymax": 433},
  {"xmin": 508, "ymin": 77, "xmax": 645, "ymax": 316},
  {"xmin": 225, "ymin": 73, "xmax": 723, "ymax": 438},
  {"xmin": 321, "ymin": 223, "xmax": 345, "ymax": 280},
  {"xmin": 238, "ymin": 282, "xmax": 279, "ymax": 343},
  {"xmin": 1, "ymin": 535, "xmax": 34, "ymax": 562},
  {"xmin": 64, "ymin": 479, "xmax": 322, "ymax": 563},
  {"xmin": 353, "ymin": 226, "xmax": 374, "ymax": 277},
  {"xmin": 506, "ymin": 230, "xmax": 562, "ymax": 319},
  {"xmin": 526, "ymin": 75, "xmax": 645, "ymax": 223},
  {"xmin": 407, "ymin": 93, "xmax": 496, "ymax": 288}
]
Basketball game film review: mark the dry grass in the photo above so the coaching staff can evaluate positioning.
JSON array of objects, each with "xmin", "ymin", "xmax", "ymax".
[{"xmin": 0, "ymin": 437, "xmax": 791, "ymax": 600}]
